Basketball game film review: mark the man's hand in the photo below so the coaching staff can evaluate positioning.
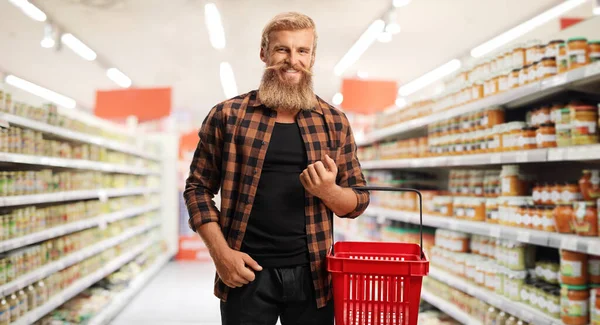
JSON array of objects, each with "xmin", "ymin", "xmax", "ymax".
[
  {"xmin": 300, "ymin": 154, "xmax": 338, "ymax": 199},
  {"xmin": 213, "ymin": 247, "xmax": 263, "ymax": 288}
]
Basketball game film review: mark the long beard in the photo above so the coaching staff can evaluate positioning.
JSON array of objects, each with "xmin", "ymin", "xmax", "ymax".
[{"xmin": 258, "ymin": 62, "xmax": 316, "ymax": 113}]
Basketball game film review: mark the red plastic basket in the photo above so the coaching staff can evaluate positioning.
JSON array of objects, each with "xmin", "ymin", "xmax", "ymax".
[{"xmin": 326, "ymin": 187, "xmax": 429, "ymax": 325}]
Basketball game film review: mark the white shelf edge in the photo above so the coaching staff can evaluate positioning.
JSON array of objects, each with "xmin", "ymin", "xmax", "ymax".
[
  {"xmin": 0, "ymin": 187, "xmax": 160, "ymax": 208},
  {"xmin": 0, "ymin": 203, "xmax": 160, "ymax": 253},
  {"xmin": 0, "ymin": 119, "xmax": 9, "ymax": 129},
  {"xmin": 87, "ymin": 252, "xmax": 173, "ymax": 325},
  {"xmin": 358, "ymin": 62, "xmax": 600, "ymax": 146},
  {"xmin": 428, "ymin": 267, "xmax": 560, "ymax": 325},
  {"xmin": 0, "ymin": 152, "xmax": 158, "ymax": 175},
  {"xmin": 361, "ymin": 145, "xmax": 600, "ymax": 169},
  {"xmin": 366, "ymin": 206, "xmax": 600, "ymax": 255},
  {"xmin": 14, "ymin": 239, "xmax": 159, "ymax": 325},
  {"xmin": 0, "ymin": 222, "xmax": 159, "ymax": 297},
  {"xmin": 421, "ymin": 289, "xmax": 482, "ymax": 325},
  {"xmin": 0, "ymin": 113, "xmax": 161, "ymax": 162}
]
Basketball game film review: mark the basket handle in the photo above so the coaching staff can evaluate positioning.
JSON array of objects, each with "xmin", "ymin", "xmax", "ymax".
[{"xmin": 335, "ymin": 186, "xmax": 424, "ymax": 259}]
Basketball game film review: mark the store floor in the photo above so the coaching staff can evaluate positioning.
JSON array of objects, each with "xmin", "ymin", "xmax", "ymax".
[{"xmin": 111, "ymin": 261, "xmax": 221, "ymax": 325}]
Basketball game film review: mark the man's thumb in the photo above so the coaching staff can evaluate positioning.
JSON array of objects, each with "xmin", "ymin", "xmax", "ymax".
[{"xmin": 242, "ymin": 254, "xmax": 263, "ymax": 271}]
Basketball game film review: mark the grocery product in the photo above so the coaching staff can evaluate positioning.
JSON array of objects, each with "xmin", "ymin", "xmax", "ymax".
[
  {"xmin": 572, "ymin": 201, "xmax": 598, "ymax": 236},
  {"xmin": 568, "ymin": 37, "xmax": 589, "ymax": 70},
  {"xmin": 580, "ymin": 170, "xmax": 600, "ymax": 200},
  {"xmin": 561, "ymin": 250, "xmax": 589, "ymax": 286},
  {"xmin": 561, "ymin": 285, "xmax": 590, "ymax": 325}
]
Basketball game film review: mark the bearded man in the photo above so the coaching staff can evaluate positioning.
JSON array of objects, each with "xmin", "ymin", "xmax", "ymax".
[{"xmin": 184, "ymin": 12, "xmax": 370, "ymax": 325}]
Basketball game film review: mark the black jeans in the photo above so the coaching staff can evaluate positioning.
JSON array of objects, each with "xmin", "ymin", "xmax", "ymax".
[{"xmin": 220, "ymin": 265, "xmax": 334, "ymax": 325}]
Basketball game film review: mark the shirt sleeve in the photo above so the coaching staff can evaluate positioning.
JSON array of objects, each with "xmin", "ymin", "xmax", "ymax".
[
  {"xmin": 335, "ymin": 114, "xmax": 370, "ymax": 219},
  {"xmin": 183, "ymin": 105, "xmax": 223, "ymax": 232}
]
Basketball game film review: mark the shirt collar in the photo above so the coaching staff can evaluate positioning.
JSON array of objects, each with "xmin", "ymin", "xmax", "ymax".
[{"xmin": 248, "ymin": 90, "xmax": 324, "ymax": 116}]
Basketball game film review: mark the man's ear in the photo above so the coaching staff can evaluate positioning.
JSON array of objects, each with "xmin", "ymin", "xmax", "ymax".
[{"xmin": 260, "ymin": 47, "xmax": 267, "ymax": 63}]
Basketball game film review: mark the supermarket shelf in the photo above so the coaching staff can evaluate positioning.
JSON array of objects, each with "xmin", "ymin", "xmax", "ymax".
[
  {"xmin": 366, "ymin": 206, "xmax": 600, "ymax": 255},
  {"xmin": 0, "ymin": 221, "xmax": 160, "ymax": 297},
  {"xmin": 428, "ymin": 267, "xmax": 559, "ymax": 325},
  {"xmin": 0, "ymin": 203, "xmax": 160, "ymax": 253},
  {"xmin": 14, "ymin": 239, "xmax": 161, "ymax": 325},
  {"xmin": 0, "ymin": 118, "xmax": 8, "ymax": 129},
  {"xmin": 88, "ymin": 251, "xmax": 174, "ymax": 325},
  {"xmin": 361, "ymin": 145, "xmax": 600, "ymax": 169},
  {"xmin": 0, "ymin": 187, "xmax": 159, "ymax": 207},
  {"xmin": 0, "ymin": 113, "xmax": 161, "ymax": 162},
  {"xmin": 421, "ymin": 290, "xmax": 482, "ymax": 325},
  {"xmin": 358, "ymin": 62, "xmax": 600, "ymax": 146},
  {"xmin": 0, "ymin": 152, "xmax": 159, "ymax": 175}
]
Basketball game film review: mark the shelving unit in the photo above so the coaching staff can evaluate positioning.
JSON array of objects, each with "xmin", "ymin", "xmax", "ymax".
[
  {"xmin": 87, "ymin": 252, "xmax": 174, "ymax": 325},
  {"xmin": 0, "ymin": 152, "xmax": 159, "ymax": 175},
  {"xmin": 361, "ymin": 145, "xmax": 600, "ymax": 169},
  {"xmin": 365, "ymin": 206, "xmax": 599, "ymax": 254},
  {"xmin": 0, "ymin": 187, "xmax": 159, "ymax": 207},
  {"xmin": 358, "ymin": 62, "xmax": 600, "ymax": 147},
  {"xmin": 13, "ymin": 239, "xmax": 173, "ymax": 325},
  {"xmin": 428, "ymin": 268, "xmax": 560, "ymax": 325},
  {"xmin": 0, "ymin": 203, "xmax": 160, "ymax": 253},
  {"xmin": 0, "ymin": 112, "xmax": 160, "ymax": 161},
  {"xmin": 421, "ymin": 290, "xmax": 482, "ymax": 325},
  {"xmin": 0, "ymin": 222, "xmax": 159, "ymax": 297}
]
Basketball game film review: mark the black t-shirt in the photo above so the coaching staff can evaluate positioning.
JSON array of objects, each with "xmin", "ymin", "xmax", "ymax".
[{"xmin": 240, "ymin": 122, "xmax": 310, "ymax": 267}]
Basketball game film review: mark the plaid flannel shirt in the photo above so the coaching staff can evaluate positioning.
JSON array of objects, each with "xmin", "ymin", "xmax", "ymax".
[{"xmin": 183, "ymin": 90, "xmax": 370, "ymax": 308}]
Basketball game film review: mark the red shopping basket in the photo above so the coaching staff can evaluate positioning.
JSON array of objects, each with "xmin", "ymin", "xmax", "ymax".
[{"xmin": 327, "ymin": 186, "xmax": 429, "ymax": 325}]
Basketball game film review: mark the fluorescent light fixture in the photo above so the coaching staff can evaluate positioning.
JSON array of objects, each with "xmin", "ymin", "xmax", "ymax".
[
  {"xmin": 220, "ymin": 62, "xmax": 238, "ymax": 98},
  {"xmin": 205, "ymin": 3, "xmax": 226, "ymax": 49},
  {"xmin": 40, "ymin": 38, "xmax": 55, "ymax": 48},
  {"xmin": 594, "ymin": 0, "xmax": 600, "ymax": 15},
  {"xmin": 334, "ymin": 19, "xmax": 385, "ymax": 76},
  {"xmin": 393, "ymin": 0, "xmax": 411, "ymax": 8},
  {"xmin": 378, "ymin": 31, "xmax": 392, "ymax": 43},
  {"xmin": 398, "ymin": 59, "xmax": 461, "ymax": 97},
  {"xmin": 61, "ymin": 33, "xmax": 97, "ymax": 61},
  {"xmin": 332, "ymin": 92, "xmax": 344, "ymax": 106},
  {"xmin": 471, "ymin": 0, "xmax": 587, "ymax": 58},
  {"xmin": 5, "ymin": 74, "xmax": 76, "ymax": 109},
  {"xmin": 106, "ymin": 68, "xmax": 132, "ymax": 88},
  {"xmin": 9, "ymin": 0, "xmax": 46, "ymax": 22},
  {"xmin": 385, "ymin": 23, "xmax": 401, "ymax": 34},
  {"xmin": 395, "ymin": 97, "xmax": 407, "ymax": 108}
]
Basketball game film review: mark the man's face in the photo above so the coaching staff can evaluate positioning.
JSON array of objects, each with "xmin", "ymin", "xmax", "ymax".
[{"xmin": 261, "ymin": 29, "xmax": 314, "ymax": 85}]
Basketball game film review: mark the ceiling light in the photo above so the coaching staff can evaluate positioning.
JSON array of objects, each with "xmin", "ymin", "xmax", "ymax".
[
  {"xmin": 5, "ymin": 75, "xmax": 76, "ymax": 109},
  {"xmin": 471, "ymin": 0, "xmax": 587, "ymax": 58},
  {"xmin": 40, "ymin": 38, "xmax": 55, "ymax": 48},
  {"xmin": 398, "ymin": 59, "xmax": 461, "ymax": 97},
  {"xmin": 334, "ymin": 19, "xmax": 385, "ymax": 76},
  {"xmin": 106, "ymin": 68, "xmax": 132, "ymax": 88},
  {"xmin": 41, "ymin": 23, "xmax": 57, "ymax": 49},
  {"xmin": 385, "ymin": 23, "xmax": 401, "ymax": 34},
  {"xmin": 393, "ymin": 0, "xmax": 411, "ymax": 8},
  {"xmin": 395, "ymin": 97, "xmax": 407, "ymax": 108},
  {"xmin": 220, "ymin": 62, "xmax": 237, "ymax": 98},
  {"xmin": 204, "ymin": 3, "xmax": 226, "ymax": 50},
  {"xmin": 9, "ymin": 0, "xmax": 47, "ymax": 22},
  {"xmin": 378, "ymin": 31, "xmax": 392, "ymax": 43},
  {"xmin": 61, "ymin": 33, "xmax": 97, "ymax": 61},
  {"xmin": 594, "ymin": 0, "xmax": 600, "ymax": 15},
  {"xmin": 332, "ymin": 92, "xmax": 344, "ymax": 106},
  {"xmin": 357, "ymin": 71, "xmax": 369, "ymax": 79}
]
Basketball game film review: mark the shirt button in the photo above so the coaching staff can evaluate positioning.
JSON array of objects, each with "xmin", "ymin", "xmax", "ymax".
[{"xmin": 254, "ymin": 169, "xmax": 258, "ymax": 174}]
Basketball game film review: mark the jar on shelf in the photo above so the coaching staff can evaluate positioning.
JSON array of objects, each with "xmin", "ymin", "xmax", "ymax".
[
  {"xmin": 533, "ymin": 183, "xmax": 543, "ymax": 204},
  {"xmin": 571, "ymin": 105, "xmax": 599, "ymax": 146},
  {"xmin": 536, "ymin": 123, "xmax": 557, "ymax": 148},
  {"xmin": 531, "ymin": 61, "xmax": 541, "ymax": 83},
  {"xmin": 531, "ymin": 206, "xmax": 544, "ymax": 230},
  {"xmin": 579, "ymin": 170, "xmax": 600, "ymax": 201},
  {"xmin": 519, "ymin": 64, "xmax": 531, "ymax": 86},
  {"xmin": 554, "ymin": 204, "xmax": 574, "ymax": 233},
  {"xmin": 568, "ymin": 37, "xmax": 589, "ymax": 70},
  {"xmin": 572, "ymin": 201, "xmax": 598, "ymax": 236},
  {"xmin": 546, "ymin": 39, "xmax": 565, "ymax": 60},
  {"xmin": 556, "ymin": 107, "xmax": 573, "ymax": 147},
  {"xmin": 541, "ymin": 183, "xmax": 552, "ymax": 205},
  {"xmin": 513, "ymin": 45, "xmax": 526, "ymax": 68},
  {"xmin": 509, "ymin": 68, "xmax": 520, "ymax": 89},
  {"xmin": 559, "ymin": 44, "xmax": 569, "ymax": 74},
  {"xmin": 590, "ymin": 41, "xmax": 600, "ymax": 63},
  {"xmin": 561, "ymin": 284, "xmax": 590, "ymax": 325},
  {"xmin": 501, "ymin": 165, "xmax": 529, "ymax": 196},
  {"xmin": 518, "ymin": 126, "xmax": 537, "ymax": 150},
  {"xmin": 561, "ymin": 250, "xmax": 589, "ymax": 285},
  {"xmin": 498, "ymin": 71, "xmax": 510, "ymax": 93},
  {"xmin": 542, "ymin": 206, "xmax": 557, "ymax": 232},
  {"xmin": 590, "ymin": 255, "xmax": 600, "ymax": 285},
  {"xmin": 561, "ymin": 183, "xmax": 581, "ymax": 205}
]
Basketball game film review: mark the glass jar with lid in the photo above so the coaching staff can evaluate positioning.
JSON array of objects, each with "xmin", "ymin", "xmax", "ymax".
[{"xmin": 567, "ymin": 37, "xmax": 589, "ymax": 70}]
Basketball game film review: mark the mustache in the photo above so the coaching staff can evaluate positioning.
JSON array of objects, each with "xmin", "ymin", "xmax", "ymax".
[{"xmin": 265, "ymin": 62, "xmax": 313, "ymax": 76}]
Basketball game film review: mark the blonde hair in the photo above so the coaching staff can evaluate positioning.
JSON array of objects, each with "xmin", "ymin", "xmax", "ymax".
[{"xmin": 261, "ymin": 12, "xmax": 318, "ymax": 62}]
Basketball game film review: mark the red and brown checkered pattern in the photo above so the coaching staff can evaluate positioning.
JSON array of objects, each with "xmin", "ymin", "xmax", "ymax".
[{"xmin": 183, "ymin": 90, "xmax": 370, "ymax": 308}]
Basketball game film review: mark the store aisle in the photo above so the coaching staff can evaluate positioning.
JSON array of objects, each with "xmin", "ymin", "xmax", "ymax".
[{"xmin": 112, "ymin": 261, "xmax": 221, "ymax": 325}]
